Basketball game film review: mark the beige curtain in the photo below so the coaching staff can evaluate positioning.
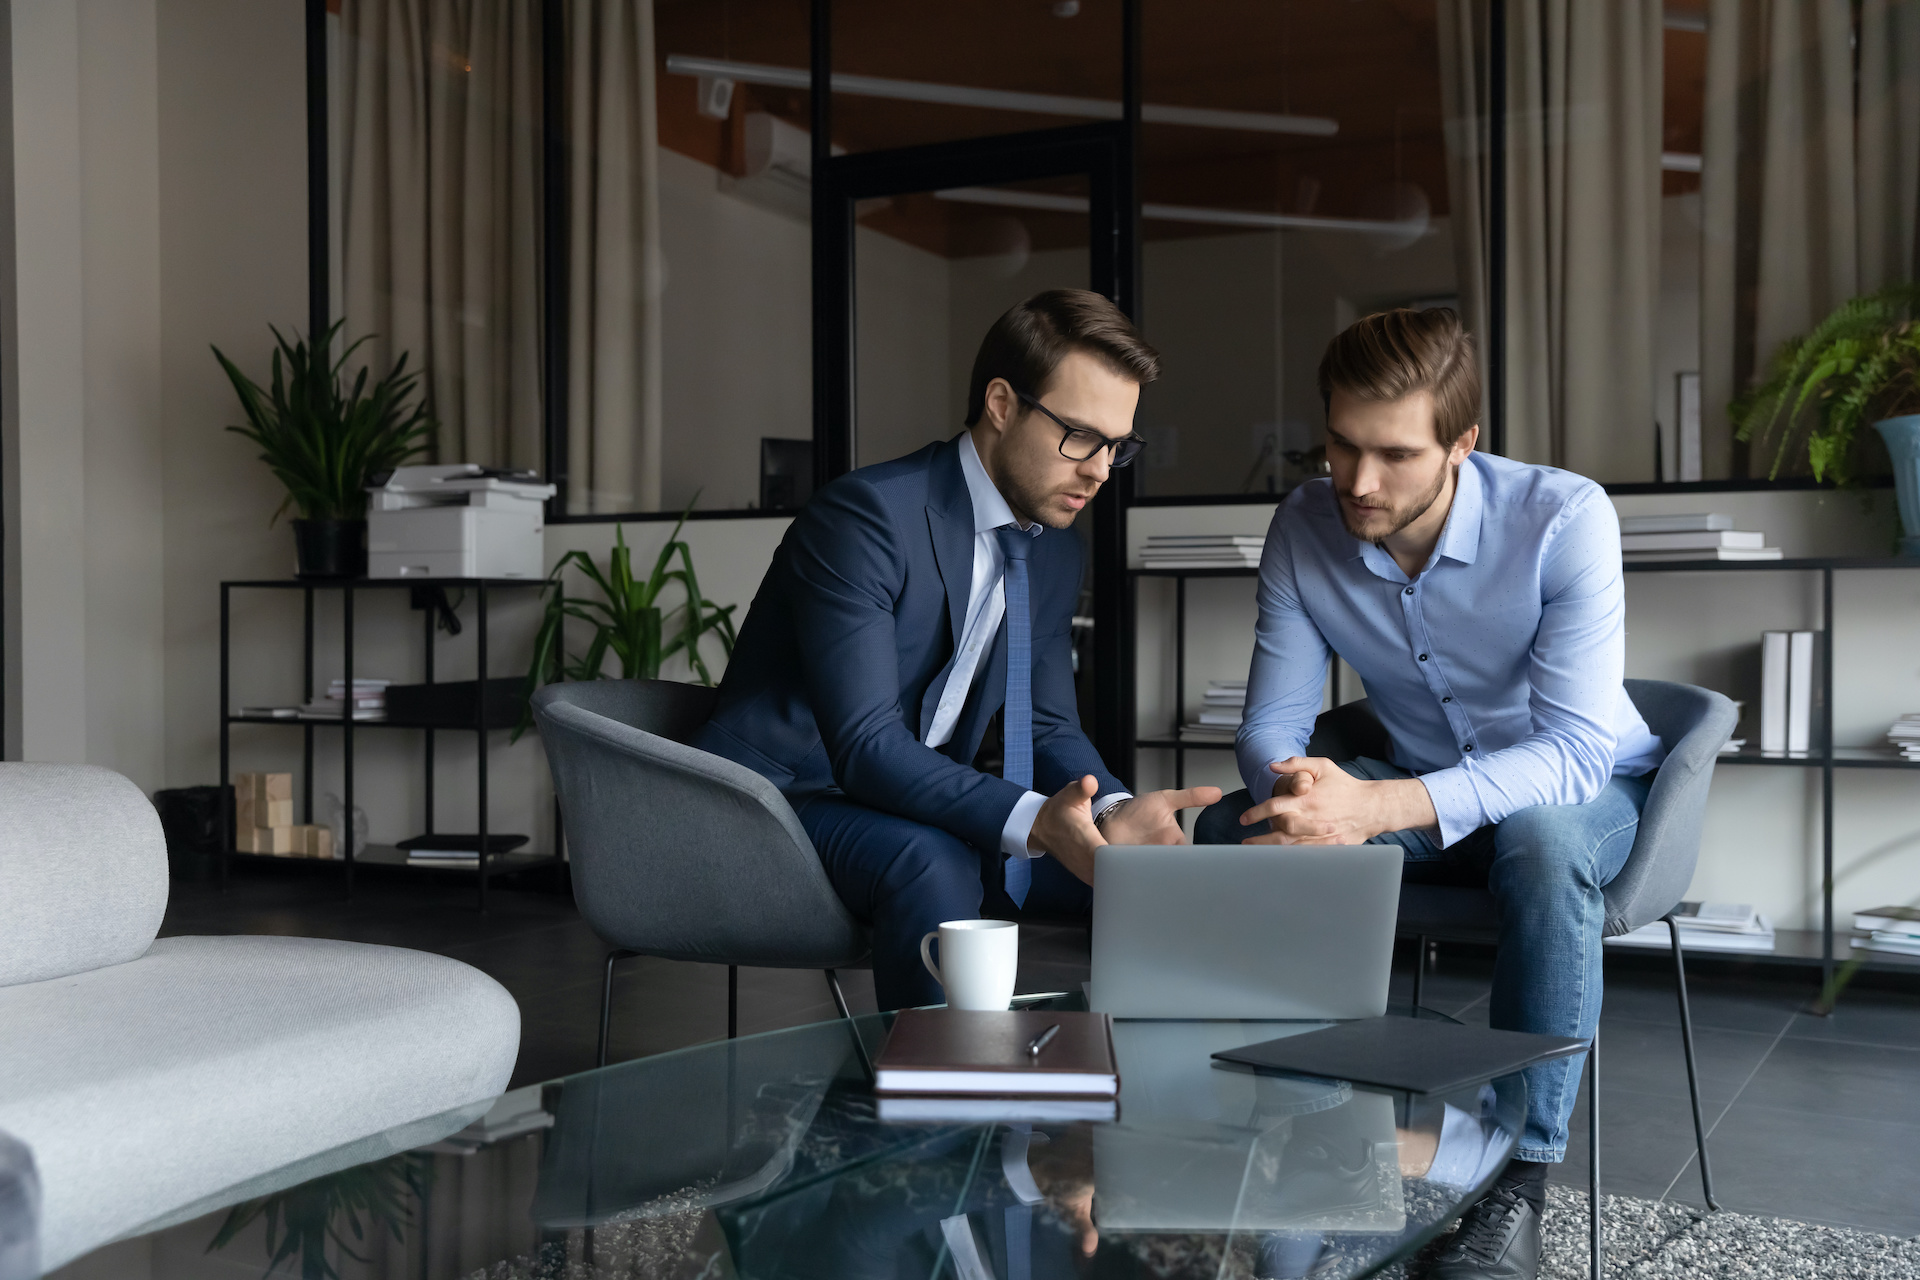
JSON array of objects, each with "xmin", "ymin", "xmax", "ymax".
[
  {"xmin": 1438, "ymin": 0, "xmax": 1664, "ymax": 481},
  {"xmin": 566, "ymin": 0, "xmax": 663, "ymax": 513},
  {"xmin": 1702, "ymin": 0, "xmax": 1920, "ymax": 476},
  {"xmin": 340, "ymin": 0, "xmax": 544, "ymax": 471}
]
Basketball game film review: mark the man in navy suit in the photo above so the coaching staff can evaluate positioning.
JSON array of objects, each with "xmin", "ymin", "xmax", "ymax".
[{"xmin": 697, "ymin": 290, "xmax": 1219, "ymax": 1009}]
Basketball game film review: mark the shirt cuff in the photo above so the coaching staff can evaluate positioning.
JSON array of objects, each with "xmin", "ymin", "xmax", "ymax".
[
  {"xmin": 1412, "ymin": 767, "xmax": 1480, "ymax": 848},
  {"xmin": 1092, "ymin": 791, "xmax": 1133, "ymax": 823},
  {"xmin": 1001, "ymin": 790, "xmax": 1048, "ymax": 858}
]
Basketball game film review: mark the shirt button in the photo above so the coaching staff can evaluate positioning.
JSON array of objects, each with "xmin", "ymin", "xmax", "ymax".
[
  {"xmin": 1418, "ymin": 653, "xmax": 1428, "ymax": 661},
  {"xmin": 1404, "ymin": 587, "xmax": 1414, "ymax": 596},
  {"xmin": 1442, "ymin": 696, "xmax": 1453, "ymax": 703},
  {"xmin": 1463, "ymin": 744, "xmax": 1474, "ymax": 752}
]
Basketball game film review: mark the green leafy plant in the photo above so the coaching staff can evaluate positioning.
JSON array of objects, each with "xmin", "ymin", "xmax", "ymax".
[
  {"xmin": 1733, "ymin": 282, "xmax": 1920, "ymax": 485},
  {"xmin": 215, "ymin": 321, "xmax": 436, "ymax": 522},
  {"xmin": 519, "ymin": 503, "xmax": 738, "ymax": 736},
  {"xmin": 206, "ymin": 1154, "xmax": 431, "ymax": 1280}
]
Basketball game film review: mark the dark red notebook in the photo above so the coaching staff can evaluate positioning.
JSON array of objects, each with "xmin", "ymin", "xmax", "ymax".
[{"xmin": 874, "ymin": 1009, "xmax": 1119, "ymax": 1097}]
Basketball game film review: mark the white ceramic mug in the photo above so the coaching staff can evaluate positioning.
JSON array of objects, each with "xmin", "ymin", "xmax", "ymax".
[{"xmin": 919, "ymin": 919, "xmax": 1019, "ymax": 1011}]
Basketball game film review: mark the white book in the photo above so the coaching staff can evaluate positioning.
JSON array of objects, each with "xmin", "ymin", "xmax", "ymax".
[
  {"xmin": 1197, "ymin": 710, "xmax": 1242, "ymax": 727},
  {"xmin": 1623, "ymin": 547, "xmax": 1784, "ymax": 562},
  {"xmin": 1852, "ymin": 934, "xmax": 1920, "ymax": 956},
  {"xmin": 1673, "ymin": 900, "xmax": 1761, "ymax": 933},
  {"xmin": 1618, "ymin": 513, "xmax": 1732, "ymax": 534},
  {"xmin": 1140, "ymin": 550, "xmax": 1263, "ymax": 562},
  {"xmin": 1619, "ymin": 530, "xmax": 1766, "ymax": 551},
  {"xmin": 1854, "ymin": 907, "xmax": 1920, "ymax": 934},
  {"xmin": 1760, "ymin": 631, "xmax": 1790, "ymax": 752},
  {"xmin": 1145, "ymin": 535, "xmax": 1266, "ymax": 546},
  {"xmin": 1137, "ymin": 560, "xmax": 1261, "ymax": 570},
  {"xmin": 1787, "ymin": 631, "xmax": 1815, "ymax": 754},
  {"xmin": 1608, "ymin": 916, "xmax": 1774, "ymax": 952}
]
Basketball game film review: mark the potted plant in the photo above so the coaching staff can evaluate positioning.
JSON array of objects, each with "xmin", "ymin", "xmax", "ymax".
[
  {"xmin": 1734, "ymin": 282, "xmax": 1920, "ymax": 553},
  {"xmin": 215, "ymin": 322, "xmax": 436, "ymax": 578},
  {"xmin": 518, "ymin": 505, "xmax": 738, "ymax": 736}
]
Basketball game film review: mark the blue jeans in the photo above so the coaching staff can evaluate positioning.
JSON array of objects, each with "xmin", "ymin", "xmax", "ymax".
[{"xmin": 1195, "ymin": 760, "xmax": 1650, "ymax": 1162}]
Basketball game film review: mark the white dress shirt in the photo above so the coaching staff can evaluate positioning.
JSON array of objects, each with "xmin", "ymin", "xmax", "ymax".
[{"xmin": 925, "ymin": 434, "xmax": 1129, "ymax": 858}]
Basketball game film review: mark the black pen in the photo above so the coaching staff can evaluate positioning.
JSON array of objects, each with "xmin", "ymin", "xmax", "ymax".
[{"xmin": 1027, "ymin": 1024, "xmax": 1061, "ymax": 1059}]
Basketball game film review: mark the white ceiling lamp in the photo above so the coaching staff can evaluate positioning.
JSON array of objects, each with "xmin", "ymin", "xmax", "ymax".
[
  {"xmin": 933, "ymin": 185, "xmax": 1433, "ymax": 238},
  {"xmin": 664, "ymin": 54, "xmax": 1339, "ymax": 138}
]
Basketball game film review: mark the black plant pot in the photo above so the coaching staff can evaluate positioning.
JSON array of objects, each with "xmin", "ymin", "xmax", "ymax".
[{"xmin": 291, "ymin": 518, "xmax": 367, "ymax": 579}]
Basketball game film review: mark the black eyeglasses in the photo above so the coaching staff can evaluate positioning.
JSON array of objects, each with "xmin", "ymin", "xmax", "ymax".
[{"xmin": 1015, "ymin": 390, "xmax": 1146, "ymax": 468}]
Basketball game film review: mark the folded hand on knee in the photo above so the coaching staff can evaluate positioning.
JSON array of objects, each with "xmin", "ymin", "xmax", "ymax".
[{"xmin": 1237, "ymin": 757, "xmax": 1437, "ymax": 845}]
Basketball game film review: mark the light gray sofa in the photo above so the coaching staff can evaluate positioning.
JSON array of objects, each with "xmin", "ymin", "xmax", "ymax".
[{"xmin": 0, "ymin": 764, "xmax": 521, "ymax": 1275}]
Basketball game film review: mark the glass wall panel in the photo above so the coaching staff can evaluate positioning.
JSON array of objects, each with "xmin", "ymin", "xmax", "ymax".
[
  {"xmin": 828, "ymin": 0, "xmax": 1123, "ymax": 154},
  {"xmin": 1135, "ymin": 0, "xmax": 1460, "ymax": 498},
  {"xmin": 854, "ymin": 175, "xmax": 1092, "ymax": 471}
]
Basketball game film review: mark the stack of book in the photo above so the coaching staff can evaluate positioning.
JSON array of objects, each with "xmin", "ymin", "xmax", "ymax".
[
  {"xmin": 1140, "ymin": 534, "xmax": 1265, "ymax": 570},
  {"xmin": 1851, "ymin": 906, "xmax": 1920, "ymax": 957},
  {"xmin": 1606, "ymin": 900, "xmax": 1775, "ymax": 953},
  {"xmin": 1620, "ymin": 513, "xmax": 1781, "ymax": 562},
  {"xmin": 1758, "ymin": 631, "xmax": 1818, "ymax": 753},
  {"xmin": 1181, "ymin": 679, "xmax": 1245, "ymax": 742},
  {"xmin": 1886, "ymin": 715, "xmax": 1920, "ymax": 761},
  {"xmin": 300, "ymin": 678, "xmax": 390, "ymax": 721}
]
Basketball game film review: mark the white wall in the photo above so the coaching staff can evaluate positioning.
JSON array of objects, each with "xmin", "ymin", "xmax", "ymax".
[
  {"xmin": 1133, "ymin": 488, "xmax": 1920, "ymax": 931},
  {"xmin": 2, "ymin": 0, "xmax": 168, "ymax": 788}
]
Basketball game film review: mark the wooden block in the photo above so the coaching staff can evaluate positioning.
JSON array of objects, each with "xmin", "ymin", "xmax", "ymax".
[
  {"xmin": 235, "ymin": 789, "xmax": 257, "ymax": 832},
  {"xmin": 234, "ymin": 825, "xmax": 261, "ymax": 853},
  {"xmin": 233, "ymin": 772, "xmax": 267, "ymax": 812},
  {"xmin": 297, "ymin": 825, "xmax": 335, "ymax": 860},
  {"xmin": 252, "ymin": 825, "xmax": 298, "ymax": 855},
  {"xmin": 263, "ymin": 772, "xmax": 293, "ymax": 801},
  {"xmin": 261, "ymin": 798, "xmax": 294, "ymax": 829}
]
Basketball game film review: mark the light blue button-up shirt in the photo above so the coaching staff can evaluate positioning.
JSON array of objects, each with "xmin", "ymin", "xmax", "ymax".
[{"xmin": 1236, "ymin": 451, "xmax": 1665, "ymax": 848}]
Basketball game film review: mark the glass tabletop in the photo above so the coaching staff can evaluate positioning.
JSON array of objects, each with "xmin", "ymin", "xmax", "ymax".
[{"xmin": 74, "ymin": 997, "xmax": 1523, "ymax": 1280}]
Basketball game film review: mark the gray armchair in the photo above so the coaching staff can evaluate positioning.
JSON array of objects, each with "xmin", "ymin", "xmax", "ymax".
[
  {"xmin": 1309, "ymin": 678, "xmax": 1737, "ymax": 1274},
  {"xmin": 532, "ymin": 680, "xmax": 870, "ymax": 1066}
]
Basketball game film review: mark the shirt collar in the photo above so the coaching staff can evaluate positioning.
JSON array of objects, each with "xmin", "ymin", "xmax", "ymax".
[
  {"xmin": 1436, "ymin": 454, "xmax": 1484, "ymax": 566},
  {"xmin": 958, "ymin": 432, "xmax": 1037, "ymax": 537},
  {"xmin": 1351, "ymin": 455, "xmax": 1484, "ymax": 579}
]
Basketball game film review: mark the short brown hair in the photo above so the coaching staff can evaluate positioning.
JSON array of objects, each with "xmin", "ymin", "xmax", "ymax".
[
  {"xmin": 1317, "ymin": 307, "xmax": 1480, "ymax": 447},
  {"xmin": 965, "ymin": 289, "xmax": 1161, "ymax": 426}
]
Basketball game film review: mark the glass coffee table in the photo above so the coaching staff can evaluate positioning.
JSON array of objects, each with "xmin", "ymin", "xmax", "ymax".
[{"xmin": 61, "ymin": 996, "xmax": 1522, "ymax": 1280}]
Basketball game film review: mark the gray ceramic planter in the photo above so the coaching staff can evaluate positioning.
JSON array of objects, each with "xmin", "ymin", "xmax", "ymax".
[{"xmin": 1874, "ymin": 414, "xmax": 1920, "ymax": 557}]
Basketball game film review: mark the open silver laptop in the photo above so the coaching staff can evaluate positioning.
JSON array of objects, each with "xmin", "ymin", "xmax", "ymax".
[{"xmin": 1089, "ymin": 844, "xmax": 1403, "ymax": 1020}]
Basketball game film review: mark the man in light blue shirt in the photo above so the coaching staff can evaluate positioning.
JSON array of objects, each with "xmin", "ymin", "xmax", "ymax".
[{"xmin": 1195, "ymin": 308, "xmax": 1663, "ymax": 1280}]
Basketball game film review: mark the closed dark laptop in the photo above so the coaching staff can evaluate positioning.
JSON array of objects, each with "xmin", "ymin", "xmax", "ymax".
[{"xmin": 1212, "ymin": 1017, "xmax": 1587, "ymax": 1095}]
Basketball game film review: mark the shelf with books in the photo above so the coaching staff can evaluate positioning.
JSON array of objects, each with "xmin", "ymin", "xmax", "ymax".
[
  {"xmin": 1129, "ymin": 543, "xmax": 1920, "ymax": 991},
  {"xmin": 219, "ymin": 577, "xmax": 551, "ymax": 911}
]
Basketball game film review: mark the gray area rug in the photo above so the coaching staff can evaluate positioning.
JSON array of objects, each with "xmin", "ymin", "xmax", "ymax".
[{"xmin": 1477, "ymin": 1185, "xmax": 1920, "ymax": 1279}]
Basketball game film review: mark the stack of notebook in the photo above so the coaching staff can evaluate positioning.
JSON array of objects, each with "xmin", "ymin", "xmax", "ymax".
[
  {"xmin": 1619, "ymin": 513, "xmax": 1781, "ymax": 562},
  {"xmin": 1851, "ymin": 906, "xmax": 1920, "ymax": 957},
  {"xmin": 1606, "ymin": 900, "xmax": 1776, "ymax": 953},
  {"xmin": 873, "ymin": 1008, "xmax": 1119, "ymax": 1122},
  {"xmin": 1140, "ymin": 534, "xmax": 1264, "ymax": 570},
  {"xmin": 1181, "ymin": 679, "xmax": 1246, "ymax": 742},
  {"xmin": 1886, "ymin": 715, "xmax": 1920, "ymax": 761}
]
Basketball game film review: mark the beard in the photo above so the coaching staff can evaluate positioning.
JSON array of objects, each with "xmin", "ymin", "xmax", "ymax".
[
  {"xmin": 1001, "ymin": 468, "xmax": 1090, "ymax": 530},
  {"xmin": 1337, "ymin": 462, "xmax": 1449, "ymax": 545}
]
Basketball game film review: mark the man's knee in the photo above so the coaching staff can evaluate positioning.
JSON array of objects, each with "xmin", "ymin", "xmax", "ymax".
[
  {"xmin": 1489, "ymin": 804, "xmax": 1606, "ymax": 891},
  {"xmin": 1194, "ymin": 790, "xmax": 1252, "ymax": 845}
]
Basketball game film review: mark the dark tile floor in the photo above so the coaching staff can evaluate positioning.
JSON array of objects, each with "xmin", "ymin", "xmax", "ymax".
[{"xmin": 162, "ymin": 861, "xmax": 1920, "ymax": 1241}]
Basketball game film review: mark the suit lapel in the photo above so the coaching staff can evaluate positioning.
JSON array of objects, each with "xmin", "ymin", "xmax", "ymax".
[{"xmin": 921, "ymin": 438, "xmax": 975, "ymax": 739}]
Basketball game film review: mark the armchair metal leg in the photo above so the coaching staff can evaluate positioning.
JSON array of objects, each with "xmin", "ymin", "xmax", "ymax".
[
  {"xmin": 1665, "ymin": 914, "xmax": 1722, "ymax": 1210},
  {"xmin": 1589, "ymin": 1029, "xmax": 1602, "ymax": 1279},
  {"xmin": 598, "ymin": 948, "xmax": 639, "ymax": 1069},
  {"xmin": 1411, "ymin": 933, "xmax": 1428, "ymax": 1013},
  {"xmin": 728, "ymin": 964, "xmax": 739, "ymax": 1040}
]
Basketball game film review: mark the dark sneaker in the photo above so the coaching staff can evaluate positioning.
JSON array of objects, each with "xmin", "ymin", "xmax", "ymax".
[{"xmin": 1430, "ymin": 1184, "xmax": 1541, "ymax": 1280}]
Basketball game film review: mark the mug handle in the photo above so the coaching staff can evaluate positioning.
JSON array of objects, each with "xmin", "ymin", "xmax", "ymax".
[{"xmin": 920, "ymin": 931, "xmax": 943, "ymax": 988}]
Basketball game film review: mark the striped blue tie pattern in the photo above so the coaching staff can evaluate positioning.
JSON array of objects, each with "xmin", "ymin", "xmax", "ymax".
[{"xmin": 997, "ymin": 526, "xmax": 1035, "ymax": 908}]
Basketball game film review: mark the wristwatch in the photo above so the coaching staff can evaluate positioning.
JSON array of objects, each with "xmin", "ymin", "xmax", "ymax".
[{"xmin": 1092, "ymin": 798, "xmax": 1128, "ymax": 831}]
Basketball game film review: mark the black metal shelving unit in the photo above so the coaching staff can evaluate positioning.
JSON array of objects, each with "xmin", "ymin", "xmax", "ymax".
[
  {"xmin": 218, "ymin": 577, "xmax": 553, "ymax": 911},
  {"xmin": 1129, "ymin": 556, "xmax": 1920, "ymax": 985}
]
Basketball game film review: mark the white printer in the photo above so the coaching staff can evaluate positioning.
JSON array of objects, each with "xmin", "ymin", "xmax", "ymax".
[{"xmin": 367, "ymin": 464, "xmax": 557, "ymax": 580}]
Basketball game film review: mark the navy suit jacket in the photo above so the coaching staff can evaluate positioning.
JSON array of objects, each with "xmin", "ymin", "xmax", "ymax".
[{"xmin": 694, "ymin": 436, "xmax": 1125, "ymax": 853}]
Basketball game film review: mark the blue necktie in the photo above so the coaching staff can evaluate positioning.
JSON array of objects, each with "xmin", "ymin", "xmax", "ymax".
[{"xmin": 997, "ymin": 526, "xmax": 1034, "ymax": 908}]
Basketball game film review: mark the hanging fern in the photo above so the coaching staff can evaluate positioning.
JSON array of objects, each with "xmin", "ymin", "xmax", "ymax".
[{"xmin": 1733, "ymin": 283, "xmax": 1920, "ymax": 485}]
